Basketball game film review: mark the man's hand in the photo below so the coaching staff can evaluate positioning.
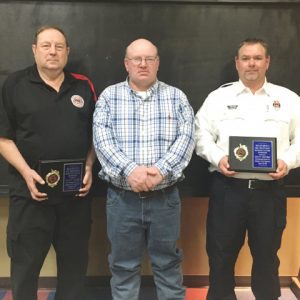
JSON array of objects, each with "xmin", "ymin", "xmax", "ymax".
[
  {"xmin": 269, "ymin": 159, "xmax": 288, "ymax": 180},
  {"xmin": 0, "ymin": 138, "xmax": 47, "ymax": 201},
  {"xmin": 23, "ymin": 168, "xmax": 48, "ymax": 201},
  {"xmin": 146, "ymin": 166, "xmax": 164, "ymax": 190},
  {"xmin": 127, "ymin": 165, "xmax": 149, "ymax": 192},
  {"xmin": 128, "ymin": 165, "xmax": 165, "ymax": 192},
  {"xmin": 218, "ymin": 156, "xmax": 236, "ymax": 177},
  {"xmin": 78, "ymin": 168, "xmax": 93, "ymax": 197}
]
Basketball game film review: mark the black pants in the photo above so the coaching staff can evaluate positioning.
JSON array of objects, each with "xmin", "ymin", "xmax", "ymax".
[
  {"xmin": 206, "ymin": 173, "xmax": 286, "ymax": 300},
  {"xmin": 6, "ymin": 195, "xmax": 92, "ymax": 300}
]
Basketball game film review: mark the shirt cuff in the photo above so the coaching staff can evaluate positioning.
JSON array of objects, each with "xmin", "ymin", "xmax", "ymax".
[
  {"xmin": 154, "ymin": 161, "xmax": 169, "ymax": 178},
  {"xmin": 123, "ymin": 162, "xmax": 138, "ymax": 177}
]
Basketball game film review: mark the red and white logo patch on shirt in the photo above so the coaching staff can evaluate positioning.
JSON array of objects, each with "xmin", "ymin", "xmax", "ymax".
[
  {"xmin": 71, "ymin": 95, "xmax": 85, "ymax": 108},
  {"xmin": 272, "ymin": 100, "xmax": 281, "ymax": 110}
]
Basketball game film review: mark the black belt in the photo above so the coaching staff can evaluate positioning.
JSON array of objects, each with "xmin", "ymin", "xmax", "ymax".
[
  {"xmin": 109, "ymin": 184, "xmax": 176, "ymax": 199},
  {"xmin": 215, "ymin": 172, "xmax": 283, "ymax": 190}
]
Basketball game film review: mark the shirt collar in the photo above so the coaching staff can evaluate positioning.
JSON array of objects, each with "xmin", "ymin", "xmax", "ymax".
[
  {"xmin": 235, "ymin": 78, "xmax": 271, "ymax": 96},
  {"xmin": 28, "ymin": 64, "xmax": 44, "ymax": 83},
  {"xmin": 125, "ymin": 77, "xmax": 159, "ymax": 99},
  {"xmin": 28, "ymin": 64, "xmax": 73, "ymax": 86}
]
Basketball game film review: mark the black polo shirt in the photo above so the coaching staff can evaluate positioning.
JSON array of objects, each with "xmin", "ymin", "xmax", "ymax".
[{"xmin": 0, "ymin": 64, "xmax": 96, "ymax": 198}]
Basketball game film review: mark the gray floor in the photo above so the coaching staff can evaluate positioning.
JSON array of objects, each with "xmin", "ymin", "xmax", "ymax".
[{"xmin": 235, "ymin": 288, "xmax": 298, "ymax": 300}]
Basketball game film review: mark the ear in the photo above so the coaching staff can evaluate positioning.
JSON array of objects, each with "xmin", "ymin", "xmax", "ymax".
[
  {"xmin": 266, "ymin": 55, "xmax": 270, "ymax": 70},
  {"xmin": 234, "ymin": 56, "xmax": 239, "ymax": 71},
  {"xmin": 124, "ymin": 58, "xmax": 129, "ymax": 72},
  {"xmin": 32, "ymin": 44, "xmax": 36, "ymax": 56},
  {"xmin": 157, "ymin": 58, "xmax": 160, "ymax": 70}
]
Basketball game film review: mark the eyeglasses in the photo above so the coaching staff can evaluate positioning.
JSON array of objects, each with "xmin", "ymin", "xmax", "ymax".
[{"xmin": 126, "ymin": 56, "xmax": 158, "ymax": 65}]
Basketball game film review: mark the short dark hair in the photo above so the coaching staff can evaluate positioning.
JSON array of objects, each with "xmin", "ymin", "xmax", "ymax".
[
  {"xmin": 33, "ymin": 25, "xmax": 69, "ymax": 47},
  {"xmin": 236, "ymin": 38, "xmax": 269, "ymax": 57}
]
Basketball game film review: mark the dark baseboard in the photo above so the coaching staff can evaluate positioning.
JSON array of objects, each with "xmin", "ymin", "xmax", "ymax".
[
  {"xmin": 182, "ymin": 275, "xmax": 292, "ymax": 288},
  {"xmin": 0, "ymin": 275, "xmax": 293, "ymax": 289}
]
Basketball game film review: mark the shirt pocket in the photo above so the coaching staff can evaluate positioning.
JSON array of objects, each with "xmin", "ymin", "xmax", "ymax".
[
  {"xmin": 264, "ymin": 111, "xmax": 290, "ymax": 124},
  {"xmin": 263, "ymin": 112, "xmax": 290, "ymax": 136},
  {"xmin": 219, "ymin": 109, "xmax": 246, "ymax": 122},
  {"xmin": 216, "ymin": 110, "xmax": 246, "ymax": 135},
  {"xmin": 159, "ymin": 111, "xmax": 178, "ymax": 142}
]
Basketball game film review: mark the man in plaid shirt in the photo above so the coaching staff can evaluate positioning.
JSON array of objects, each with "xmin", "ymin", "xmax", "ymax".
[{"xmin": 93, "ymin": 38, "xmax": 195, "ymax": 300}]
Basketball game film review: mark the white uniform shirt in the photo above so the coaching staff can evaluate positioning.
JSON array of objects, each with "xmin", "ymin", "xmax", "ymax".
[{"xmin": 195, "ymin": 80, "xmax": 300, "ymax": 180}]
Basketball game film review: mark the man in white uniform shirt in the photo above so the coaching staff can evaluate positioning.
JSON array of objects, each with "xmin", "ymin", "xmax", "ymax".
[{"xmin": 195, "ymin": 38, "xmax": 300, "ymax": 300}]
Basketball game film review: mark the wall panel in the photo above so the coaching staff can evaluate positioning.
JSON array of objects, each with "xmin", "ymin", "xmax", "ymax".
[{"xmin": 1, "ymin": 1, "xmax": 300, "ymax": 196}]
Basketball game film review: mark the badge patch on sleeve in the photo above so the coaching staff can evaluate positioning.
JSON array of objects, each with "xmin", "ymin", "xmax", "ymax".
[{"xmin": 71, "ymin": 95, "xmax": 85, "ymax": 108}]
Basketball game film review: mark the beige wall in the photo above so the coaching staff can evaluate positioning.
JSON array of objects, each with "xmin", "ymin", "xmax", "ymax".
[{"xmin": 0, "ymin": 196, "xmax": 299, "ymax": 278}]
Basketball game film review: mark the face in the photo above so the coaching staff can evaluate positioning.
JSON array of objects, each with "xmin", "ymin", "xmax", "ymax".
[
  {"xmin": 124, "ymin": 39, "xmax": 159, "ymax": 91},
  {"xmin": 32, "ymin": 28, "xmax": 69, "ymax": 73},
  {"xmin": 235, "ymin": 43, "xmax": 270, "ymax": 88}
]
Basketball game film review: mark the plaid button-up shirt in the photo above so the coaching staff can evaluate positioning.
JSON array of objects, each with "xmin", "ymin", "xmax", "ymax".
[{"xmin": 93, "ymin": 79, "xmax": 195, "ymax": 190}]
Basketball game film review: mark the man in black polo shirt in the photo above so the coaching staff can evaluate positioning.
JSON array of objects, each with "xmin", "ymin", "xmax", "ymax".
[{"xmin": 0, "ymin": 26, "xmax": 96, "ymax": 300}]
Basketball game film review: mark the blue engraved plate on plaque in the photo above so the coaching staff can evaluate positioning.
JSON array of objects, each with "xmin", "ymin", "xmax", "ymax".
[
  {"xmin": 252, "ymin": 140, "xmax": 273, "ymax": 169},
  {"xmin": 63, "ymin": 162, "xmax": 83, "ymax": 192}
]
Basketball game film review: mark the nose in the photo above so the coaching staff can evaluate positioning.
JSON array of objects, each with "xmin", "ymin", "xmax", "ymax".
[
  {"xmin": 49, "ymin": 44, "xmax": 57, "ymax": 54},
  {"xmin": 140, "ymin": 58, "xmax": 147, "ymax": 67},
  {"xmin": 248, "ymin": 58, "xmax": 255, "ymax": 66}
]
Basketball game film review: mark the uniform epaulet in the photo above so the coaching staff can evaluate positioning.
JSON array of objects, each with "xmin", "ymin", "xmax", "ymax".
[
  {"xmin": 70, "ymin": 73, "xmax": 97, "ymax": 101},
  {"xmin": 219, "ymin": 82, "xmax": 234, "ymax": 88}
]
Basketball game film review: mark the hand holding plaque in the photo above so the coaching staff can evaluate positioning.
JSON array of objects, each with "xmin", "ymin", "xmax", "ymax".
[
  {"xmin": 229, "ymin": 136, "xmax": 277, "ymax": 172},
  {"xmin": 38, "ymin": 158, "xmax": 85, "ymax": 195}
]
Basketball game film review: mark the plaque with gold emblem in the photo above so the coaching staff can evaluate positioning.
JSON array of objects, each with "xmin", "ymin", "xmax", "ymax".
[
  {"xmin": 38, "ymin": 158, "xmax": 85, "ymax": 195},
  {"xmin": 229, "ymin": 136, "xmax": 277, "ymax": 172}
]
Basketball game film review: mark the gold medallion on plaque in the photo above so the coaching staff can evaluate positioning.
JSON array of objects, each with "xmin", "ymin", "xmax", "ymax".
[
  {"xmin": 45, "ymin": 169, "xmax": 60, "ymax": 188},
  {"xmin": 233, "ymin": 144, "xmax": 249, "ymax": 161}
]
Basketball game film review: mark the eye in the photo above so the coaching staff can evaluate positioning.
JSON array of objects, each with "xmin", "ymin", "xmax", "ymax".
[
  {"xmin": 254, "ymin": 56, "xmax": 263, "ymax": 61},
  {"xmin": 41, "ymin": 44, "xmax": 50, "ymax": 49},
  {"xmin": 55, "ymin": 44, "xmax": 65, "ymax": 51},
  {"xmin": 133, "ymin": 57, "xmax": 142, "ymax": 64},
  {"xmin": 241, "ymin": 57, "xmax": 250, "ymax": 61},
  {"xmin": 145, "ymin": 57, "xmax": 156, "ymax": 63}
]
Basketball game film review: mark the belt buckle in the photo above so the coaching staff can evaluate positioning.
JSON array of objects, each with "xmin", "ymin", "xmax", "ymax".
[
  {"xmin": 248, "ymin": 179, "xmax": 256, "ymax": 189},
  {"xmin": 138, "ymin": 192, "xmax": 148, "ymax": 199}
]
